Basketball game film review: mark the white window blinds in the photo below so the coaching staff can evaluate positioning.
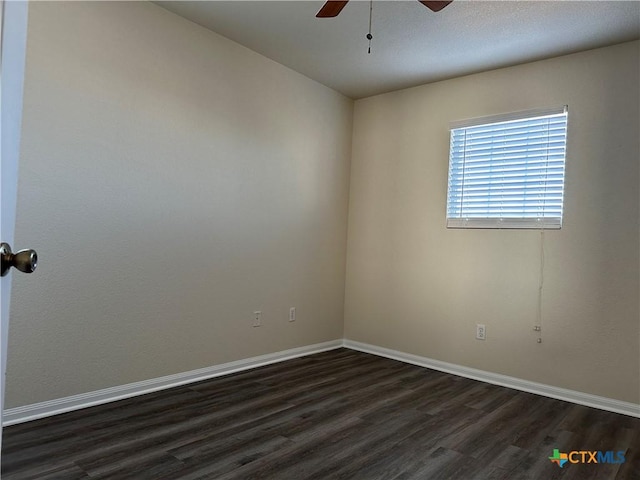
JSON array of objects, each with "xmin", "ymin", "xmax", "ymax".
[{"xmin": 447, "ymin": 106, "xmax": 568, "ymax": 229}]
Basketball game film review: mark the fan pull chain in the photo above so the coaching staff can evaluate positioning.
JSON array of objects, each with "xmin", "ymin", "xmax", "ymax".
[{"xmin": 367, "ymin": 0, "xmax": 373, "ymax": 53}]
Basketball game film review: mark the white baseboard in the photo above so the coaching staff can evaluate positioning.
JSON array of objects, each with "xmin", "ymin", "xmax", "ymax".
[
  {"xmin": 2, "ymin": 340, "xmax": 343, "ymax": 426},
  {"xmin": 343, "ymin": 339, "xmax": 640, "ymax": 418},
  {"xmin": 5, "ymin": 338, "xmax": 638, "ymax": 426}
]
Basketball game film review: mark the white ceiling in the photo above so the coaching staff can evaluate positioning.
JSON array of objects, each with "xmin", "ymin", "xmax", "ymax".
[{"xmin": 156, "ymin": 1, "xmax": 640, "ymax": 99}]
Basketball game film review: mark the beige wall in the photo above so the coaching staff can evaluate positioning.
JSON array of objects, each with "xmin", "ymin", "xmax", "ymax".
[
  {"xmin": 344, "ymin": 41, "xmax": 640, "ymax": 403},
  {"xmin": 6, "ymin": 1, "xmax": 352, "ymax": 408}
]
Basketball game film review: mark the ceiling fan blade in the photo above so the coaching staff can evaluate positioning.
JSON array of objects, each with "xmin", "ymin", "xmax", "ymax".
[
  {"xmin": 419, "ymin": 1, "xmax": 453, "ymax": 12},
  {"xmin": 316, "ymin": 1, "xmax": 349, "ymax": 18}
]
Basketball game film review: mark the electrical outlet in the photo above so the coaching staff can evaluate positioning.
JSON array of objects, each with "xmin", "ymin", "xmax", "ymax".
[
  {"xmin": 289, "ymin": 307, "xmax": 296, "ymax": 322},
  {"xmin": 476, "ymin": 324, "xmax": 486, "ymax": 340},
  {"xmin": 253, "ymin": 311, "xmax": 261, "ymax": 327}
]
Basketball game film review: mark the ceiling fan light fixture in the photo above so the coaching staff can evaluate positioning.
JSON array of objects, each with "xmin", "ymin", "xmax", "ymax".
[{"xmin": 316, "ymin": 0, "xmax": 453, "ymax": 18}]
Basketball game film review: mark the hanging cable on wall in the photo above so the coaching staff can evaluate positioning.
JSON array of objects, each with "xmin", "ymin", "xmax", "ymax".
[{"xmin": 536, "ymin": 230, "xmax": 545, "ymax": 343}]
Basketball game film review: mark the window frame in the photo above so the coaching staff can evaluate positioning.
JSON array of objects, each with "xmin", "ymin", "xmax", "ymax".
[{"xmin": 446, "ymin": 106, "xmax": 568, "ymax": 230}]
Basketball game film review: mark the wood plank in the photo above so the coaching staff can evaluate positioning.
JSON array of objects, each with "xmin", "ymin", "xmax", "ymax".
[{"xmin": 2, "ymin": 349, "xmax": 638, "ymax": 479}]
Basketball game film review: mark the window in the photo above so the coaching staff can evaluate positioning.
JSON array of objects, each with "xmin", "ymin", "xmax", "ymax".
[{"xmin": 446, "ymin": 106, "xmax": 568, "ymax": 229}]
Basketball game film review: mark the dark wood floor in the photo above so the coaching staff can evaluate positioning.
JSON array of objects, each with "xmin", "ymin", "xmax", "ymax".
[{"xmin": 2, "ymin": 348, "xmax": 638, "ymax": 479}]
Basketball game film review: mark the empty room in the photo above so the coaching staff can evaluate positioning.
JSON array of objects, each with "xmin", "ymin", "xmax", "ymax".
[{"xmin": 1, "ymin": 1, "xmax": 638, "ymax": 479}]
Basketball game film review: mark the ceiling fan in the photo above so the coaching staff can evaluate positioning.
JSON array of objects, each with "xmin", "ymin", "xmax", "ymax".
[{"xmin": 316, "ymin": 0, "xmax": 453, "ymax": 18}]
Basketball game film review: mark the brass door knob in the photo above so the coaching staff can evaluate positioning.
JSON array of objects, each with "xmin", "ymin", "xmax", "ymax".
[{"xmin": 1, "ymin": 242, "xmax": 37, "ymax": 277}]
